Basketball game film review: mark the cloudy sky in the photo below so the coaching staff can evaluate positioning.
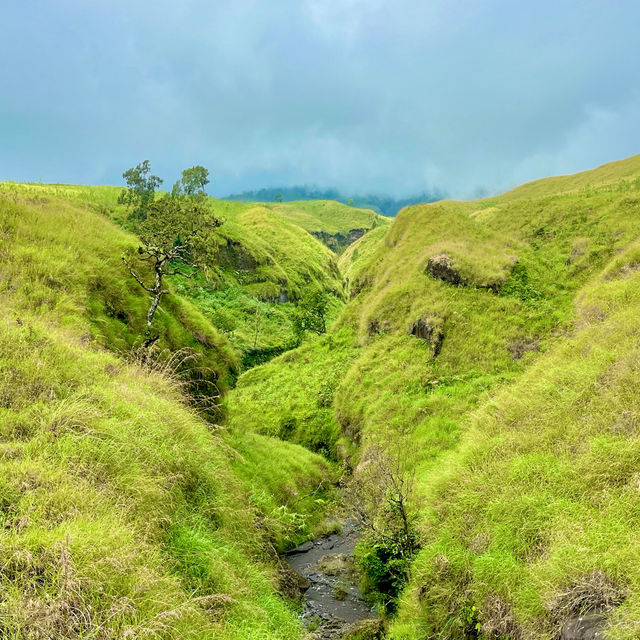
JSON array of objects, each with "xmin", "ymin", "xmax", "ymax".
[{"xmin": 1, "ymin": 0, "xmax": 639, "ymax": 198}]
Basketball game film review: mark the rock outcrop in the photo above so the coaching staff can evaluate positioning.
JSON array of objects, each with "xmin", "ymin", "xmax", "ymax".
[
  {"xmin": 560, "ymin": 613, "xmax": 607, "ymax": 640},
  {"xmin": 312, "ymin": 228, "xmax": 368, "ymax": 254},
  {"xmin": 409, "ymin": 318, "xmax": 444, "ymax": 357},
  {"xmin": 426, "ymin": 253, "xmax": 464, "ymax": 285}
]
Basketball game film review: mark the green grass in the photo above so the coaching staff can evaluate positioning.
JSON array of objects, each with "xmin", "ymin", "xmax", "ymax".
[
  {"xmin": 339, "ymin": 224, "xmax": 390, "ymax": 284},
  {"xmin": 0, "ymin": 182, "xmax": 377, "ymax": 364},
  {"xmin": 0, "ymin": 187, "xmax": 240, "ymax": 392},
  {"xmin": 0, "ymin": 189, "xmax": 332, "ymax": 639},
  {"xmin": 228, "ymin": 154, "xmax": 640, "ymax": 637},
  {"xmin": 228, "ymin": 327, "xmax": 360, "ymax": 460},
  {"xmin": 175, "ymin": 199, "xmax": 350, "ymax": 360},
  {"xmin": 392, "ymin": 242, "xmax": 640, "ymax": 639},
  {"xmin": 5, "ymin": 153, "xmax": 640, "ymax": 638},
  {"xmin": 267, "ymin": 199, "xmax": 389, "ymax": 240}
]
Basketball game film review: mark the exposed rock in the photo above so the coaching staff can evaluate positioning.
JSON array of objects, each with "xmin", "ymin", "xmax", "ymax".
[
  {"xmin": 560, "ymin": 613, "xmax": 607, "ymax": 640},
  {"xmin": 350, "ymin": 276, "xmax": 372, "ymax": 299},
  {"xmin": 216, "ymin": 237, "xmax": 259, "ymax": 270},
  {"xmin": 290, "ymin": 541, "xmax": 315, "ymax": 554},
  {"xmin": 346, "ymin": 228, "xmax": 367, "ymax": 245},
  {"xmin": 285, "ymin": 521, "xmax": 375, "ymax": 640},
  {"xmin": 311, "ymin": 228, "xmax": 367, "ymax": 254},
  {"xmin": 277, "ymin": 560, "xmax": 311, "ymax": 601},
  {"xmin": 408, "ymin": 319, "xmax": 444, "ymax": 357},
  {"xmin": 547, "ymin": 571, "xmax": 625, "ymax": 639},
  {"xmin": 426, "ymin": 253, "xmax": 464, "ymax": 285},
  {"xmin": 367, "ymin": 318, "xmax": 390, "ymax": 336},
  {"xmin": 318, "ymin": 553, "xmax": 350, "ymax": 576}
]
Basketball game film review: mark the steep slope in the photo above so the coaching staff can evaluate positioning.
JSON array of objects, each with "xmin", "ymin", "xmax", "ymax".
[
  {"xmin": 267, "ymin": 200, "xmax": 389, "ymax": 253},
  {"xmin": 0, "ymin": 182, "xmax": 378, "ymax": 366},
  {"xmin": 339, "ymin": 224, "xmax": 390, "ymax": 283},
  {"xmin": 393, "ymin": 239, "xmax": 640, "ymax": 640},
  {"xmin": 0, "ymin": 184, "xmax": 239, "ymax": 390},
  {"xmin": 229, "ymin": 155, "xmax": 640, "ymax": 637},
  {"xmin": 0, "ymin": 191, "xmax": 331, "ymax": 639}
]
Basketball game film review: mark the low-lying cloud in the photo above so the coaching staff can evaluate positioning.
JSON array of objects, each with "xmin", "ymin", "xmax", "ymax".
[{"xmin": 1, "ymin": 0, "xmax": 639, "ymax": 198}]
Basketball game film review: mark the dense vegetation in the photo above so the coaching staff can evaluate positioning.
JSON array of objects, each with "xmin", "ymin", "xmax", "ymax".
[
  {"xmin": 0, "ymin": 186, "xmax": 335, "ymax": 639},
  {"xmin": 0, "ymin": 181, "xmax": 383, "ymax": 368}
]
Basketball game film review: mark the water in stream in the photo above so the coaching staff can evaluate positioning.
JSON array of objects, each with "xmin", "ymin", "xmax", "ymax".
[{"xmin": 285, "ymin": 521, "xmax": 379, "ymax": 639}]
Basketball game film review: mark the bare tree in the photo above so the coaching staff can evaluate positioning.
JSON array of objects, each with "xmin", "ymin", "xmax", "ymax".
[{"xmin": 345, "ymin": 443, "xmax": 420, "ymax": 563}]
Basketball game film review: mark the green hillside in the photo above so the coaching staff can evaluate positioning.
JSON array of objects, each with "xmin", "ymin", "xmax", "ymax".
[
  {"xmin": 0, "ymin": 189, "xmax": 332, "ymax": 639},
  {"xmin": 267, "ymin": 200, "xmax": 389, "ymax": 252},
  {"xmin": 230, "ymin": 154, "xmax": 640, "ymax": 638},
  {"xmin": 0, "ymin": 182, "xmax": 379, "ymax": 366},
  {"xmin": 5, "ymin": 154, "xmax": 640, "ymax": 639}
]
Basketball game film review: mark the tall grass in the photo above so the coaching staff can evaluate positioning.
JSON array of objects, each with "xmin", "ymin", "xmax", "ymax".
[{"xmin": 0, "ymin": 189, "xmax": 331, "ymax": 639}]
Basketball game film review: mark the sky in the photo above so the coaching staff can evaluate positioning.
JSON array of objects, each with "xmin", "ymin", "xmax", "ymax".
[{"xmin": 1, "ymin": 0, "xmax": 639, "ymax": 199}]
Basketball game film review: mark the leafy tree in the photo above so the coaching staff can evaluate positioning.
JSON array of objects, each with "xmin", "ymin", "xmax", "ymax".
[
  {"xmin": 292, "ymin": 290, "xmax": 328, "ymax": 336},
  {"xmin": 118, "ymin": 160, "xmax": 163, "ymax": 220},
  {"xmin": 274, "ymin": 192, "xmax": 283, "ymax": 203},
  {"xmin": 172, "ymin": 165, "xmax": 210, "ymax": 199},
  {"xmin": 122, "ymin": 195, "xmax": 222, "ymax": 347}
]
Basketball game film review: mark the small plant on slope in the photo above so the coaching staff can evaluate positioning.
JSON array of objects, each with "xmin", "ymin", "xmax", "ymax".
[{"xmin": 345, "ymin": 443, "xmax": 421, "ymax": 611}]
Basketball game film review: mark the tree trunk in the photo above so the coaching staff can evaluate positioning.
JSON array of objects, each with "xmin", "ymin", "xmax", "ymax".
[{"xmin": 143, "ymin": 266, "xmax": 165, "ymax": 348}]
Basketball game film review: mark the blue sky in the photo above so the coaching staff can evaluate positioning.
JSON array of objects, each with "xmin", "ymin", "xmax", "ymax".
[{"xmin": 1, "ymin": 0, "xmax": 639, "ymax": 198}]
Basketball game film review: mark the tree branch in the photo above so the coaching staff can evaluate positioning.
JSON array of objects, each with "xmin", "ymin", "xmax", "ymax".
[
  {"xmin": 167, "ymin": 267, "xmax": 197, "ymax": 278},
  {"xmin": 122, "ymin": 255, "xmax": 153, "ymax": 293}
]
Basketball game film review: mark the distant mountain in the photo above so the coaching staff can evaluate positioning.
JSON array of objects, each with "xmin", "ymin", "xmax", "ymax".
[{"xmin": 223, "ymin": 185, "xmax": 445, "ymax": 216}]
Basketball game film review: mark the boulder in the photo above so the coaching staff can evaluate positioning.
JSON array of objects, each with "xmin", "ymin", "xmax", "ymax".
[
  {"xmin": 277, "ymin": 561, "xmax": 310, "ymax": 601},
  {"xmin": 289, "ymin": 540, "xmax": 315, "ymax": 554},
  {"xmin": 426, "ymin": 253, "xmax": 464, "ymax": 285},
  {"xmin": 341, "ymin": 618, "xmax": 385, "ymax": 640}
]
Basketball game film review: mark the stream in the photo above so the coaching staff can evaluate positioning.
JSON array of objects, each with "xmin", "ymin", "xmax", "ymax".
[{"xmin": 285, "ymin": 521, "xmax": 380, "ymax": 639}]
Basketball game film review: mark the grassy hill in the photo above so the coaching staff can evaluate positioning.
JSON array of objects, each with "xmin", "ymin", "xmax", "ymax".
[
  {"xmin": 266, "ymin": 200, "xmax": 389, "ymax": 252},
  {"xmin": 6, "ymin": 154, "xmax": 640, "ymax": 638},
  {"xmin": 0, "ymin": 188, "xmax": 333, "ymax": 639},
  {"xmin": 0, "ymin": 182, "xmax": 381, "ymax": 367},
  {"xmin": 229, "ymin": 153, "xmax": 640, "ymax": 638}
]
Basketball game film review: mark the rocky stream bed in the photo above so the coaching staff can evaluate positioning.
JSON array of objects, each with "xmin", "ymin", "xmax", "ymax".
[{"xmin": 285, "ymin": 522, "xmax": 383, "ymax": 639}]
